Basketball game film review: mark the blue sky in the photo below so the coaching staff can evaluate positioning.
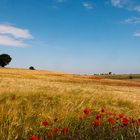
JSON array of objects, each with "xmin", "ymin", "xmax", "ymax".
[{"xmin": 0, "ymin": 0, "xmax": 140, "ymax": 74}]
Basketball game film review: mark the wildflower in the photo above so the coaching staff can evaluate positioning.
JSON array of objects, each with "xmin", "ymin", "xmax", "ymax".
[
  {"xmin": 61, "ymin": 128, "xmax": 68, "ymax": 134},
  {"xmin": 138, "ymin": 119, "xmax": 140, "ymax": 125},
  {"xmin": 29, "ymin": 135, "xmax": 40, "ymax": 140},
  {"xmin": 101, "ymin": 108, "xmax": 105, "ymax": 113},
  {"xmin": 93, "ymin": 119, "xmax": 100, "ymax": 126},
  {"xmin": 108, "ymin": 117, "xmax": 114, "ymax": 124},
  {"xmin": 53, "ymin": 127, "xmax": 59, "ymax": 133},
  {"xmin": 83, "ymin": 108, "xmax": 90, "ymax": 115},
  {"xmin": 122, "ymin": 118, "xmax": 129, "ymax": 126},
  {"xmin": 45, "ymin": 132, "xmax": 52, "ymax": 137},
  {"xmin": 96, "ymin": 113, "xmax": 101, "ymax": 119},
  {"xmin": 119, "ymin": 114, "xmax": 124, "ymax": 119},
  {"xmin": 114, "ymin": 114, "xmax": 117, "ymax": 117},
  {"xmin": 42, "ymin": 121, "xmax": 49, "ymax": 126},
  {"xmin": 79, "ymin": 114, "xmax": 84, "ymax": 119},
  {"xmin": 130, "ymin": 118, "xmax": 135, "ymax": 123}
]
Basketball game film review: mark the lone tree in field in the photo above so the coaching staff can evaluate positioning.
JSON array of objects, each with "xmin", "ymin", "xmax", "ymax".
[
  {"xmin": 0, "ymin": 54, "xmax": 12, "ymax": 67},
  {"xmin": 29, "ymin": 66, "xmax": 35, "ymax": 70}
]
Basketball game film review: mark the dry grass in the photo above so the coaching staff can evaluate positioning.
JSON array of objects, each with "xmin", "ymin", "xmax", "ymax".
[{"xmin": 0, "ymin": 68, "xmax": 140, "ymax": 139}]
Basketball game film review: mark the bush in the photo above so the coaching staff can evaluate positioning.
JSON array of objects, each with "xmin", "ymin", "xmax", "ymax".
[
  {"xmin": 129, "ymin": 76, "xmax": 133, "ymax": 79},
  {"xmin": 0, "ymin": 54, "xmax": 12, "ymax": 67},
  {"xmin": 29, "ymin": 66, "xmax": 35, "ymax": 70}
]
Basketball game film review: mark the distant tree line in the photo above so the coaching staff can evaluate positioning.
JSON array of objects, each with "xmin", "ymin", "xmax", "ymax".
[{"xmin": 94, "ymin": 72, "xmax": 113, "ymax": 75}]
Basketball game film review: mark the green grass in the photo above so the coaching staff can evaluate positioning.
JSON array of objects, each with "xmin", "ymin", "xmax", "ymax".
[{"xmin": 100, "ymin": 74, "xmax": 140, "ymax": 80}]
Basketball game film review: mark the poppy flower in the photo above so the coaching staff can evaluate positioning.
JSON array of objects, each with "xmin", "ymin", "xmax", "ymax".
[
  {"xmin": 114, "ymin": 114, "xmax": 117, "ymax": 117},
  {"xmin": 53, "ymin": 127, "xmax": 59, "ymax": 133},
  {"xmin": 61, "ymin": 128, "xmax": 68, "ymax": 134},
  {"xmin": 83, "ymin": 108, "xmax": 90, "ymax": 115},
  {"xmin": 93, "ymin": 119, "xmax": 100, "ymax": 126},
  {"xmin": 45, "ymin": 132, "xmax": 52, "ymax": 137},
  {"xmin": 130, "ymin": 118, "xmax": 135, "ymax": 123},
  {"xmin": 42, "ymin": 121, "xmax": 49, "ymax": 126},
  {"xmin": 79, "ymin": 114, "xmax": 84, "ymax": 119},
  {"xmin": 122, "ymin": 118, "xmax": 129, "ymax": 126},
  {"xmin": 119, "ymin": 114, "xmax": 124, "ymax": 119},
  {"xmin": 101, "ymin": 108, "xmax": 105, "ymax": 113},
  {"xmin": 96, "ymin": 113, "xmax": 101, "ymax": 119},
  {"xmin": 29, "ymin": 136, "xmax": 40, "ymax": 140},
  {"xmin": 108, "ymin": 117, "xmax": 114, "ymax": 124},
  {"xmin": 138, "ymin": 119, "xmax": 140, "ymax": 125}
]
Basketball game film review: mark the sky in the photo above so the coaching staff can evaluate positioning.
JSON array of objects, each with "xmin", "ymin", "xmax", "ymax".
[{"xmin": 0, "ymin": 0, "xmax": 140, "ymax": 74}]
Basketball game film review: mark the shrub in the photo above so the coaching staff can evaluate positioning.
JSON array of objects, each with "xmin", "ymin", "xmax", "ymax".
[
  {"xmin": 29, "ymin": 66, "xmax": 35, "ymax": 70},
  {"xmin": 0, "ymin": 54, "xmax": 12, "ymax": 67}
]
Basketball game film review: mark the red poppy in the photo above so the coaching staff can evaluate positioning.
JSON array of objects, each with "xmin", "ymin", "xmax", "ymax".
[
  {"xmin": 122, "ymin": 118, "xmax": 129, "ymax": 126},
  {"xmin": 101, "ymin": 108, "xmax": 105, "ymax": 113},
  {"xmin": 29, "ymin": 136, "xmax": 40, "ymax": 140},
  {"xmin": 108, "ymin": 117, "xmax": 114, "ymax": 124},
  {"xmin": 79, "ymin": 114, "xmax": 84, "ymax": 119},
  {"xmin": 130, "ymin": 118, "xmax": 135, "ymax": 123},
  {"xmin": 45, "ymin": 132, "xmax": 52, "ymax": 137},
  {"xmin": 96, "ymin": 113, "xmax": 101, "ymax": 119},
  {"xmin": 53, "ymin": 127, "xmax": 59, "ymax": 133},
  {"xmin": 83, "ymin": 108, "xmax": 90, "ymax": 115},
  {"xmin": 93, "ymin": 119, "xmax": 100, "ymax": 126},
  {"xmin": 114, "ymin": 114, "xmax": 117, "ymax": 117},
  {"xmin": 61, "ymin": 128, "xmax": 68, "ymax": 134},
  {"xmin": 42, "ymin": 121, "xmax": 49, "ymax": 126},
  {"xmin": 119, "ymin": 114, "xmax": 124, "ymax": 119},
  {"xmin": 138, "ymin": 119, "xmax": 140, "ymax": 125}
]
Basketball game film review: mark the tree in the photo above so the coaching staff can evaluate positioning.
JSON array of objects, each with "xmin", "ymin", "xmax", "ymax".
[
  {"xmin": 0, "ymin": 54, "xmax": 12, "ymax": 67},
  {"xmin": 29, "ymin": 66, "xmax": 35, "ymax": 70},
  {"xmin": 129, "ymin": 75, "xmax": 133, "ymax": 79},
  {"xmin": 109, "ymin": 72, "xmax": 112, "ymax": 75}
]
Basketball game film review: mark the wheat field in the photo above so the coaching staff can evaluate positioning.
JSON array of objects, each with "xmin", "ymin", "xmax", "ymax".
[{"xmin": 0, "ymin": 68, "xmax": 140, "ymax": 140}]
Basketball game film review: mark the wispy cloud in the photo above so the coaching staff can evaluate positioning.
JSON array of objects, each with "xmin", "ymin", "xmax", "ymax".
[
  {"xmin": 133, "ymin": 32, "xmax": 140, "ymax": 37},
  {"xmin": 0, "ymin": 24, "xmax": 33, "ymax": 47},
  {"xmin": 0, "ymin": 24, "xmax": 33, "ymax": 39},
  {"xmin": 56, "ymin": 0, "xmax": 67, "ymax": 3},
  {"xmin": 111, "ymin": 0, "xmax": 124, "ymax": 8},
  {"xmin": 0, "ymin": 35, "xmax": 27, "ymax": 47},
  {"xmin": 82, "ymin": 2, "xmax": 93, "ymax": 10},
  {"xmin": 134, "ymin": 5, "xmax": 140, "ymax": 12},
  {"xmin": 111, "ymin": 0, "xmax": 140, "ymax": 12},
  {"xmin": 122, "ymin": 17, "xmax": 140, "ymax": 24}
]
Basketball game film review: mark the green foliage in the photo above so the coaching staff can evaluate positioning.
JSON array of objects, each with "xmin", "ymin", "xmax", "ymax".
[
  {"xmin": 0, "ymin": 54, "xmax": 12, "ymax": 67},
  {"xmin": 29, "ymin": 66, "xmax": 35, "ymax": 70}
]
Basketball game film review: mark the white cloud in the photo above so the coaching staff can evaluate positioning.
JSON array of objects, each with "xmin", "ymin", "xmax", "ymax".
[
  {"xmin": 133, "ymin": 32, "xmax": 140, "ymax": 37},
  {"xmin": 57, "ymin": 0, "xmax": 66, "ymax": 3},
  {"xmin": 82, "ymin": 2, "xmax": 93, "ymax": 10},
  {"xmin": 134, "ymin": 5, "xmax": 140, "ymax": 12},
  {"xmin": 123, "ymin": 17, "xmax": 140, "ymax": 24},
  {"xmin": 0, "ymin": 24, "xmax": 33, "ymax": 47},
  {"xmin": 0, "ymin": 35, "xmax": 27, "ymax": 47},
  {"xmin": 111, "ymin": 0, "xmax": 140, "ymax": 12},
  {"xmin": 111, "ymin": 0, "xmax": 123, "ymax": 7},
  {"xmin": 0, "ymin": 24, "xmax": 33, "ymax": 39}
]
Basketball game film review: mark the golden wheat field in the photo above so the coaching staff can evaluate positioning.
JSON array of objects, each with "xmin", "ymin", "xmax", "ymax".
[{"xmin": 0, "ymin": 68, "xmax": 140, "ymax": 140}]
